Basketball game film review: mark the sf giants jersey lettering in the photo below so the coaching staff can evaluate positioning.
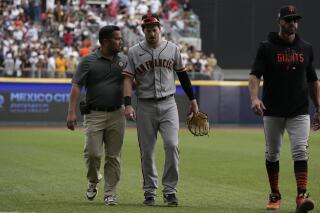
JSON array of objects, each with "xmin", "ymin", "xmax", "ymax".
[
  {"xmin": 123, "ymin": 40, "xmax": 185, "ymax": 99},
  {"xmin": 276, "ymin": 49, "xmax": 304, "ymax": 71}
]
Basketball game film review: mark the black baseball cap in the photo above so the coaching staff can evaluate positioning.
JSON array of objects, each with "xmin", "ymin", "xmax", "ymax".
[{"xmin": 278, "ymin": 5, "xmax": 302, "ymax": 19}]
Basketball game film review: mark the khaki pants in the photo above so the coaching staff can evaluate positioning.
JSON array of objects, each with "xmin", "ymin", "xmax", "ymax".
[{"xmin": 83, "ymin": 107, "xmax": 125, "ymax": 196}]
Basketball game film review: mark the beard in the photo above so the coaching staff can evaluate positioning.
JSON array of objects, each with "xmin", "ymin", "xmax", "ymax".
[
  {"xmin": 282, "ymin": 25, "xmax": 297, "ymax": 35},
  {"xmin": 114, "ymin": 48, "xmax": 121, "ymax": 53},
  {"xmin": 111, "ymin": 45, "xmax": 121, "ymax": 54}
]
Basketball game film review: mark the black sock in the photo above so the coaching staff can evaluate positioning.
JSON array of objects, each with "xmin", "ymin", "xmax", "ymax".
[
  {"xmin": 266, "ymin": 160, "xmax": 280, "ymax": 194},
  {"xmin": 294, "ymin": 160, "xmax": 308, "ymax": 194}
]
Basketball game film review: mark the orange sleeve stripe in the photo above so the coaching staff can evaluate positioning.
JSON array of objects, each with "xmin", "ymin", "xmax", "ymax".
[
  {"xmin": 122, "ymin": 71, "xmax": 134, "ymax": 77},
  {"xmin": 175, "ymin": 67, "xmax": 186, "ymax": 72}
]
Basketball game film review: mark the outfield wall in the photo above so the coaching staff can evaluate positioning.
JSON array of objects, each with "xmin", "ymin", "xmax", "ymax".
[{"xmin": 0, "ymin": 78, "xmax": 263, "ymax": 125}]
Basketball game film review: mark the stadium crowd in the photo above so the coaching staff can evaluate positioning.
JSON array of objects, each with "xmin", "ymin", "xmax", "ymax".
[{"xmin": 0, "ymin": 0, "xmax": 219, "ymax": 79}]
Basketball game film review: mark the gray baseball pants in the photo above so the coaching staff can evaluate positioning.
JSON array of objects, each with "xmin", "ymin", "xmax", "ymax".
[
  {"xmin": 136, "ymin": 96, "xmax": 179, "ymax": 196},
  {"xmin": 263, "ymin": 115, "xmax": 310, "ymax": 162}
]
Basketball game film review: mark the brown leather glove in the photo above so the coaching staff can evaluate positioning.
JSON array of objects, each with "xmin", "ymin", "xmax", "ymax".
[{"xmin": 186, "ymin": 111, "xmax": 210, "ymax": 136}]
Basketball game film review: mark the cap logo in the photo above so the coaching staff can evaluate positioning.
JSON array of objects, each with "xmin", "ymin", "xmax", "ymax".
[{"xmin": 288, "ymin": 5, "xmax": 295, "ymax": 13}]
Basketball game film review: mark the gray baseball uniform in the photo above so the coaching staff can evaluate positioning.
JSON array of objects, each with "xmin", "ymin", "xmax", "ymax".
[
  {"xmin": 263, "ymin": 115, "xmax": 310, "ymax": 162},
  {"xmin": 123, "ymin": 39, "xmax": 185, "ymax": 196}
]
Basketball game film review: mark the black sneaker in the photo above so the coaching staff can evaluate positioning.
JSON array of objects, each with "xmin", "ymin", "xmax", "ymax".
[
  {"xmin": 104, "ymin": 195, "xmax": 117, "ymax": 206},
  {"xmin": 86, "ymin": 182, "xmax": 98, "ymax": 200},
  {"xmin": 163, "ymin": 193, "xmax": 178, "ymax": 206},
  {"xmin": 143, "ymin": 196, "xmax": 155, "ymax": 206}
]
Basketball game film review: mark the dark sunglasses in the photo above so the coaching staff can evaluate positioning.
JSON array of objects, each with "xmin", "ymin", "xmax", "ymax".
[{"xmin": 283, "ymin": 17, "xmax": 299, "ymax": 23}]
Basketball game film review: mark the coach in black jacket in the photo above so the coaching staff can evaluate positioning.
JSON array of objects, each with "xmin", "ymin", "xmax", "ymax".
[{"xmin": 249, "ymin": 5, "xmax": 319, "ymax": 212}]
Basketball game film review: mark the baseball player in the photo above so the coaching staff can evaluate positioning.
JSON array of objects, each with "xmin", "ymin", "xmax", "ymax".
[
  {"xmin": 122, "ymin": 14, "xmax": 199, "ymax": 206},
  {"xmin": 249, "ymin": 5, "xmax": 320, "ymax": 212}
]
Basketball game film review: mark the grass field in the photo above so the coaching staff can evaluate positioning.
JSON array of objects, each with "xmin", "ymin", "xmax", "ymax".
[{"xmin": 0, "ymin": 128, "xmax": 319, "ymax": 213}]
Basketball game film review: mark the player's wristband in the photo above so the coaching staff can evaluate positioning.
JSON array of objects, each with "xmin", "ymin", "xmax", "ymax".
[{"xmin": 124, "ymin": 96, "xmax": 132, "ymax": 106}]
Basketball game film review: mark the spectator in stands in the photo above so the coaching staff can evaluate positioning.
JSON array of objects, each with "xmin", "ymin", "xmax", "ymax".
[
  {"xmin": 14, "ymin": 16, "xmax": 24, "ymax": 28},
  {"xmin": 47, "ymin": 53, "xmax": 56, "ymax": 78},
  {"xmin": 207, "ymin": 53, "xmax": 217, "ymax": 70},
  {"xmin": 171, "ymin": 14, "xmax": 185, "ymax": 34},
  {"xmin": 46, "ymin": 0, "xmax": 55, "ymax": 12},
  {"xmin": 54, "ymin": 2, "xmax": 65, "ymax": 23},
  {"xmin": 55, "ymin": 51, "xmax": 66, "ymax": 78},
  {"xmin": 36, "ymin": 54, "xmax": 47, "ymax": 78},
  {"xmin": 199, "ymin": 53, "xmax": 208, "ymax": 73},
  {"xmin": 182, "ymin": 0, "xmax": 192, "ymax": 18},
  {"xmin": 14, "ymin": 55, "xmax": 23, "ymax": 77},
  {"xmin": 127, "ymin": 0, "xmax": 137, "ymax": 19},
  {"xmin": 202, "ymin": 64, "xmax": 212, "ymax": 78},
  {"xmin": 162, "ymin": 0, "xmax": 179, "ymax": 20},
  {"xmin": 13, "ymin": 25, "xmax": 24, "ymax": 46},
  {"xmin": 3, "ymin": 53, "xmax": 15, "ymax": 77},
  {"xmin": 65, "ymin": 53, "xmax": 78, "ymax": 78},
  {"xmin": 167, "ymin": 0, "xmax": 179, "ymax": 11},
  {"xmin": 29, "ymin": 51, "xmax": 39, "ymax": 78},
  {"xmin": 150, "ymin": 0, "xmax": 161, "ymax": 15},
  {"xmin": 191, "ymin": 51, "xmax": 201, "ymax": 73},
  {"xmin": 26, "ymin": 23, "xmax": 39, "ymax": 42},
  {"xmin": 79, "ymin": 39, "xmax": 92, "ymax": 57},
  {"xmin": 62, "ymin": 44, "xmax": 73, "ymax": 58},
  {"xmin": 193, "ymin": 60, "xmax": 201, "ymax": 73},
  {"xmin": 180, "ymin": 47, "xmax": 189, "ymax": 67},
  {"xmin": 31, "ymin": 0, "xmax": 41, "ymax": 22},
  {"xmin": 108, "ymin": 0, "xmax": 120, "ymax": 17},
  {"xmin": 64, "ymin": 29, "xmax": 73, "ymax": 46},
  {"xmin": 20, "ymin": 51, "xmax": 31, "ymax": 77},
  {"xmin": 136, "ymin": 0, "xmax": 149, "ymax": 15}
]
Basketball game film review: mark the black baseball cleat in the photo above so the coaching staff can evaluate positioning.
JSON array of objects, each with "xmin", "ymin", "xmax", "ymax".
[
  {"xmin": 143, "ymin": 196, "xmax": 155, "ymax": 206},
  {"xmin": 163, "ymin": 193, "xmax": 178, "ymax": 207}
]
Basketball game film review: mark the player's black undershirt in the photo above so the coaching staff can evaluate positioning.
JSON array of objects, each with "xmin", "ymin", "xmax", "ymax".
[{"xmin": 176, "ymin": 71, "xmax": 195, "ymax": 100}]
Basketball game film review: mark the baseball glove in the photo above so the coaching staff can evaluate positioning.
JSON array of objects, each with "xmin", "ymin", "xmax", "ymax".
[{"xmin": 186, "ymin": 111, "xmax": 209, "ymax": 136}]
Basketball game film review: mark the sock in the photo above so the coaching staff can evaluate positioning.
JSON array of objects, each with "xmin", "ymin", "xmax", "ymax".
[
  {"xmin": 266, "ymin": 160, "xmax": 280, "ymax": 194},
  {"xmin": 294, "ymin": 160, "xmax": 308, "ymax": 195}
]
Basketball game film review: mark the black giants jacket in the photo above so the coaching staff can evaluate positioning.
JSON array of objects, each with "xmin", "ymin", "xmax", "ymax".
[{"xmin": 250, "ymin": 32, "xmax": 318, "ymax": 117}]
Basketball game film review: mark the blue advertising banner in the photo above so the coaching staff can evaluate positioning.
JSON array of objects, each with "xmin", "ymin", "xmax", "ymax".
[
  {"xmin": 0, "ymin": 81, "xmax": 193, "ymax": 124},
  {"xmin": 0, "ymin": 82, "xmax": 72, "ymax": 123}
]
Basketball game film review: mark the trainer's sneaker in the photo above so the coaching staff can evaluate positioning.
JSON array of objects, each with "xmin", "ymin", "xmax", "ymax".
[
  {"xmin": 266, "ymin": 193, "xmax": 281, "ymax": 210},
  {"xmin": 104, "ymin": 195, "xmax": 117, "ymax": 206},
  {"xmin": 163, "ymin": 193, "xmax": 178, "ymax": 207},
  {"xmin": 296, "ymin": 193, "xmax": 314, "ymax": 213},
  {"xmin": 86, "ymin": 182, "xmax": 98, "ymax": 200},
  {"xmin": 143, "ymin": 196, "xmax": 155, "ymax": 206}
]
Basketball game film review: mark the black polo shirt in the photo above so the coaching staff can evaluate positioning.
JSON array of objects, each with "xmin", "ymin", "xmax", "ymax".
[
  {"xmin": 72, "ymin": 49, "xmax": 128, "ymax": 108},
  {"xmin": 251, "ymin": 32, "xmax": 318, "ymax": 117}
]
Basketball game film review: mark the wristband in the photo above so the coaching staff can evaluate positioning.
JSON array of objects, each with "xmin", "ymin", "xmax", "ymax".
[{"xmin": 124, "ymin": 96, "xmax": 131, "ymax": 106}]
